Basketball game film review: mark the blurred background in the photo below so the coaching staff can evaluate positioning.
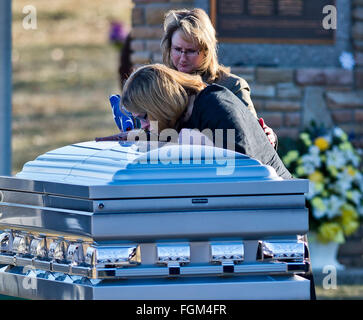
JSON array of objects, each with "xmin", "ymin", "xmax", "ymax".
[
  {"xmin": 8, "ymin": 0, "xmax": 363, "ymax": 299},
  {"xmin": 12, "ymin": 0, "xmax": 132, "ymax": 174}
]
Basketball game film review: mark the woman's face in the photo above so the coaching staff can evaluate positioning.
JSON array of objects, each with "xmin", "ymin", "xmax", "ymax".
[
  {"xmin": 133, "ymin": 113, "xmax": 150, "ymax": 131},
  {"xmin": 170, "ymin": 29, "xmax": 204, "ymax": 74}
]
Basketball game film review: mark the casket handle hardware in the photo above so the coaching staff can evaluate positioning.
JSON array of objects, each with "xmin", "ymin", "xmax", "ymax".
[
  {"xmin": 210, "ymin": 241, "xmax": 244, "ymax": 274},
  {"xmin": 156, "ymin": 244, "xmax": 190, "ymax": 276},
  {"xmin": 256, "ymin": 240, "xmax": 305, "ymax": 262},
  {"xmin": 66, "ymin": 242, "xmax": 84, "ymax": 265},
  {"xmin": 0, "ymin": 231, "xmax": 11, "ymax": 252}
]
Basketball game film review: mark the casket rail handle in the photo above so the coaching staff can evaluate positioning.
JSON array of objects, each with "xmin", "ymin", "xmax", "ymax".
[
  {"xmin": 210, "ymin": 241, "xmax": 244, "ymax": 274},
  {"xmin": 156, "ymin": 243, "xmax": 190, "ymax": 276},
  {"xmin": 256, "ymin": 240, "xmax": 308, "ymax": 273},
  {"xmin": 13, "ymin": 232, "xmax": 34, "ymax": 267},
  {"xmin": 0, "ymin": 230, "xmax": 15, "ymax": 265}
]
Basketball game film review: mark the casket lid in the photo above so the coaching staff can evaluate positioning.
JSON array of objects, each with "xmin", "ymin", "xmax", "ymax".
[{"xmin": 0, "ymin": 141, "xmax": 308, "ymax": 199}]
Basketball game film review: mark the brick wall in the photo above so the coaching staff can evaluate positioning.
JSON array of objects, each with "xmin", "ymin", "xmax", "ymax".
[
  {"xmin": 129, "ymin": 0, "xmax": 363, "ymax": 148},
  {"xmin": 130, "ymin": 0, "xmax": 195, "ymax": 65}
]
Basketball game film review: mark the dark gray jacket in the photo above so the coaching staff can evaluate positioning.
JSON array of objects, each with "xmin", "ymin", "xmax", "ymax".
[
  {"xmin": 183, "ymin": 84, "xmax": 292, "ymax": 179},
  {"xmin": 215, "ymin": 73, "xmax": 257, "ymax": 118}
]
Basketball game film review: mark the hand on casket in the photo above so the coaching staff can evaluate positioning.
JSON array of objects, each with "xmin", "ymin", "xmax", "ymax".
[
  {"xmin": 95, "ymin": 129, "xmax": 150, "ymax": 142},
  {"xmin": 95, "ymin": 132, "xmax": 128, "ymax": 141}
]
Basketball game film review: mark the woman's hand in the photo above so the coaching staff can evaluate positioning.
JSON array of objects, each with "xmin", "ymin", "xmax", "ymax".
[
  {"xmin": 95, "ymin": 132, "xmax": 129, "ymax": 141},
  {"xmin": 95, "ymin": 129, "xmax": 150, "ymax": 142},
  {"xmin": 258, "ymin": 118, "xmax": 277, "ymax": 149}
]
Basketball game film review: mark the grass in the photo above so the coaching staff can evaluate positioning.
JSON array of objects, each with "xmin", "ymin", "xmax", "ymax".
[
  {"xmin": 12, "ymin": 0, "xmax": 133, "ymax": 174},
  {"xmin": 315, "ymin": 285, "xmax": 363, "ymax": 300}
]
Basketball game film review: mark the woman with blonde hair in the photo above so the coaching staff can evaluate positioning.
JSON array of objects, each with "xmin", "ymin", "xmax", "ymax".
[
  {"xmin": 122, "ymin": 64, "xmax": 292, "ymax": 179},
  {"xmin": 161, "ymin": 8, "xmax": 276, "ymax": 146}
]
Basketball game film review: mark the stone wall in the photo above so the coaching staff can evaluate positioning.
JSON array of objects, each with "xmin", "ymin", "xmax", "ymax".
[
  {"xmin": 129, "ymin": 0, "xmax": 363, "ymax": 148},
  {"xmin": 130, "ymin": 0, "xmax": 195, "ymax": 65}
]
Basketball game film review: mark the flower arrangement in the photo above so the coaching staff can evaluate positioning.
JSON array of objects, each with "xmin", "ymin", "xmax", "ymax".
[
  {"xmin": 109, "ymin": 21, "xmax": 129, "ymax": 50},
  {"xmin": 283, "ymin": 125, "xmax": 363, "ymax": 244}
]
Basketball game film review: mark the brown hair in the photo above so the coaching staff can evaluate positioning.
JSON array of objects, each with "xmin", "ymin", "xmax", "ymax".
[
  {"xmin": 161, "ymin": 8, "xmax": 230, "ymax": 83},
  {"xmin": 121, "ymin": 64, "xmax": 206, "ymax": 133}
]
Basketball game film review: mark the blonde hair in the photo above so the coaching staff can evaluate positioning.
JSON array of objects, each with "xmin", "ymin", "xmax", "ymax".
[
  {"xmin": 121, "ymin": 64, "xmax": 206, "ymax": 133},
  {"xmin": 161, "ymin": 8, "xmax": 230, "ymax": 83}
]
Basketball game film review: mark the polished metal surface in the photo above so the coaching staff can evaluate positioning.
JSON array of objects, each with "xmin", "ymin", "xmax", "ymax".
[
  {"xmin": 0, "ymin": 232, "xmax": 308, "ymax": 280},
  {"xmin": 257, "ymin": 241, "xmax": 306, "ymax": 261},
  {"xmin": 85, "ymin": 245, "xmax": 141, "ymax": 268},
  {"xmin": 12, "ymin": 235, "xmax": 28, "ymax": 255},
  {"xmin": 48, "ymin": 239, "xmax": 66, "ymax": 261},
  {"xmin": 0, "ymin": 141, "xmax": 311, "ymax": 299},
  {"xmin": 30, "ymin": 237, "xmax": 47, "ymax": 258},
  {"xmin": 210, "ymin": 241, "xmax": 244, "ymax": 263},
  {"xmin": 66, "ymin": 242, "xmax": 84, "ymax": 265},
  {"xmin": 156, "ymin": 243, "xmax": 191, "ymax": 264},
  {"xmin": 0, "ymin": 231, "xmax": 10, "ymax": 251},
  {"xmin": 0, "ymin": 265, "xmax": 310, "ymax": 300}
]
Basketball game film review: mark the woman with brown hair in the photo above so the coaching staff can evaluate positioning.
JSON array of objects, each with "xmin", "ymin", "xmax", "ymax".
[
  {"xmin": 160, "ymin": 8, "xmax": 276, "ymax": 146},
  {"xmin": 121, "ymin": 63, "xmax": 292, "ymax": 179}
]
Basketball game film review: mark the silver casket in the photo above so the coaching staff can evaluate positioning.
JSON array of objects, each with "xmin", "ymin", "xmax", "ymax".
[{"xmin": 0, "ymin": 141, "xmax": 311, "ymax": 300}]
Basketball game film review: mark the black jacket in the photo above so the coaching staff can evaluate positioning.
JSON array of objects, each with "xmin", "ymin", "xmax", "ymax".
[{"xmin": 182, "ymin": 84, "xmax": 292, "ymax": 179}]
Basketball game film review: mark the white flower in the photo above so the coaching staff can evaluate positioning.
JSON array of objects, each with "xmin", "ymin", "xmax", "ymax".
[
  {"xmin": 325, "ymin": 195, "xmax": 344, "ymax": 219},
  {"xmin": 347, "ymin": 190, "xmax": 362, "ymax": 205},
  {"xmin": 339, "ymin": 52, "xmax": 355, "ymax": 70},
  {"xmin": 326, "ymin": 146, "xmax": 347, "ymax": 169},
  {"xmin": 313, "ymin": 208, "xmax": 326, "ymax": 219},
  {"xmin": 357, "ymin": 173, "xmax": 363, "ymax": 192},
  {"xmin": 309, "ymin": 145, "xmax": 320, "ymax": 156},
  {"xmin": 333, "ymin": 127, "xmax": 345, "ymax": 139},
  {"xmin": 307, "ymin": 181, "xmax": 323, "ymax": 200},
  {"xmin": 345, "ymin": 149, "xmax": 360, "ymax": 167},
  {"xmin": 301, "ymin": 153, "xmax": 320, "ymax": 174},
  {"xmin": 324, "ymin": 134, "xmax": 332, "ymax": 145},
  {"xmin": 334, "ymin": 173, "xmax": 353, "ymax": 194}
]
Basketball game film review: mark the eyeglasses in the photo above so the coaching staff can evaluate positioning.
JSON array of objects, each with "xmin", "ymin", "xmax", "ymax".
[{"xmin": 171, "ymin": 47, "xmax": 200, "ymax": 57}]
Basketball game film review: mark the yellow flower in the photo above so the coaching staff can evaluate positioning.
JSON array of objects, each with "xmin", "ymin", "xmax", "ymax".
[
  {"xmin": 314, "ymin": 137, "xmax": 330, "ymax": 151},
  {"xmin": 346, "ymin": 165, "xmax": 356, "ymax": 177},
  {"xmin": 342, "ymin": 220, "xmax": 359, "ymax": 237},
  {"xmin": 340, "ymin": 203, "xmax": 359, "ymax": 236},
  {"xmin": 317, "ymin": 222, "xmax": 345, "ymax": 244},
  {"xmin": 341, "ymin": 203, "xmax": 358, "ymax": 219},
  {"xmin": 309, "ymin": 171, "xmax": 324, "ymax": 183}
]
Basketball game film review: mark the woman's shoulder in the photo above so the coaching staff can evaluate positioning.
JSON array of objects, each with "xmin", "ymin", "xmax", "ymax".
[
  {"xmin": 216, "ymin": 72, "xmax": 250, "ymax": 92},
  {"xmin": 195, "ymin": 84, "xmax": 243, "ymax": 113},
  {"xmin": 198, "ymin": 83, "xmax": 236, "ymax": 101}
]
